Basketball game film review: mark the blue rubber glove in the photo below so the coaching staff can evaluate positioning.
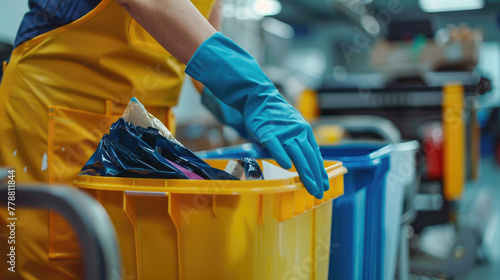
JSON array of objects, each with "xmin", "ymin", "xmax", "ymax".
[
  {"xmin": 186, "ymin": 32, "xmax": 329, "ymax": 198},
  {"xmin": 201, "ymin": 87, "xmax": 255, "ymax": 141}
]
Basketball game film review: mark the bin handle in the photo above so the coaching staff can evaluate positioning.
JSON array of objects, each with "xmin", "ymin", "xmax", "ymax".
[
  {"xmin": 125, "ymin": 191, "xmax": 168, "ymax": 197},
  {"xmin": 0, "ymin": 180, "xmax": 121, "ymax": 280}
]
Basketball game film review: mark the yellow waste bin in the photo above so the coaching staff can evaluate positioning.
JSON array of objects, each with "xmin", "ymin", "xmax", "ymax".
[{"xmin": 74, "ymin": 159, "xmax": 346, "ymax": 280}]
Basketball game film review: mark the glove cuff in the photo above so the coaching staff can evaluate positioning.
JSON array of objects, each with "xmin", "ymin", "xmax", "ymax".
[
  {"xmin": 185, "ymin": 32, "xmax": 224, "ymax": 80},
  {"xmin": 185, "ymin": 32, "xmax": 277, "ymax": 114}
]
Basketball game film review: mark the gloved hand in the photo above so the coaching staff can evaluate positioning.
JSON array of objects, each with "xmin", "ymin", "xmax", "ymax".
[
  {"xmin": 200, "ymin": 87, "xmax": 254, "ymax": 141},
  {"xmin": 186, "ymin": 32, "xmax": 329, "ymax": 198}
]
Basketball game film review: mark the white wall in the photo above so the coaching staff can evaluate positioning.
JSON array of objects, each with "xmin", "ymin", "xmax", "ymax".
[{"xmin": 0, "ymin": 1, "xmax": 29, "ymax": 44}]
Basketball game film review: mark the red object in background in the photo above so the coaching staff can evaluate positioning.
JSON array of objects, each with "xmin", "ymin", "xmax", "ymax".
[{"xmin": 424, "ymin": 124, "xmax": 444, "ymax": 180}]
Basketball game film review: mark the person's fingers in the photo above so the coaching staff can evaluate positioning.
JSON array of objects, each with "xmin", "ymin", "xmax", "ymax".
[
  {"xmin": 264, "ymin": 137, "xmax": 292, "ymax": 169},
  {"xmin": 309, "ymin": 135, "xmax": 330, "ymax": 191},
  {"xmin": 301, "ymin": 140, "xmax": 325, "ymax": 198},
  {"xmin": 285, "ymin": 144, "xmax": 319, "ymax": 197}
]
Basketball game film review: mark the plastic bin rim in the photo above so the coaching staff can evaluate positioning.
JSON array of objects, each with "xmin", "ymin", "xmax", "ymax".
[
  {"xmin": 74, "ymin": 159, "xmax": 346, "ymax": 195},
  {"xmin": 320, "ymin": 143, "xmax": 392, "ymax": 165},
  {"xmin": 389, "ymin": 140, "xmax": 420, "ymax": 152}
]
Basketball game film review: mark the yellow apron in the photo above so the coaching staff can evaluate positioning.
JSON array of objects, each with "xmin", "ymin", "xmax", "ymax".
[{"xmin": 0, "ymin": 0, "xmax": 215, "ymax": 279}]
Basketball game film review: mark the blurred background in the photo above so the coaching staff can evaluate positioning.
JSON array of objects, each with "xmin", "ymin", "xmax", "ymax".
[{"xmin": 1, "ymin": 1, "xmax": 500, "ymax": 279}]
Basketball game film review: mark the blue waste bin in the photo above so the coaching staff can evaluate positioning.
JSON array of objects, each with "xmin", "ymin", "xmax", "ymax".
[
  {"xmin": 197, "ymin": 141, "xmax": 418, "ymax": 280},
  {"xmin": 320, "ymin": 144, "xmax": 391, "ymax": 280}
]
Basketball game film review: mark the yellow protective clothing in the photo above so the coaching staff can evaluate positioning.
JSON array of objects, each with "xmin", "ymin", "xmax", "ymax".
[{"xmin": 0, "ymin": 0, "xmax": 215, "ymax": 279}]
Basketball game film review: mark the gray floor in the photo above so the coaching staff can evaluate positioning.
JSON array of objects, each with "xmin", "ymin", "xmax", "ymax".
[{"xmin": 460, "ymin": 158, "xmax": 500, "ymax": 279}]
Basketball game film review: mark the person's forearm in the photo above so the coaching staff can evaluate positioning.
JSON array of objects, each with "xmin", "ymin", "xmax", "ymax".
[{"xmin": 117, "ymin": 0, "xmax": 217, "ymax": 64}]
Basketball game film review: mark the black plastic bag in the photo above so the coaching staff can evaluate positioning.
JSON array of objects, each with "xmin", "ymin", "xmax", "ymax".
[{"xmin": 80, "ymin": 118, "xmax": 238, "ymax": 180}]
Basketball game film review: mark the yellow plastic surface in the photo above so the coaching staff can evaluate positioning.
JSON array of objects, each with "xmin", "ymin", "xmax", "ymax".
[
  {"xmin": 442, "ymin": 83, "xmax": 465, "ymax": 201},
  {"xmin": 0, "ymin": 0, "xmax": 215, "ymax": 278},
  {"xmin": 74, "ymin": 159, "xmax": 346, "ymax": 280},
  {"xmin": 297, "ymin": 89, "xmax": 320, "ymax": 121},
  {"xmin": 313, "ymin": 125, "xmax": 345, "ymax": 145}
]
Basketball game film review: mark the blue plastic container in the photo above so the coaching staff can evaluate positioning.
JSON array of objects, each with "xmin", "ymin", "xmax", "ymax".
[
  {"xmin": 325, "ymin": 142, "xmax": 418, "ymax": 280},
  {"xmin": 320, "ymin": 144, "xmax": 391, "ymax": 280},
  {"xmin": 197, "ymin": 142, "xmax": 418, "ymax": 280}
]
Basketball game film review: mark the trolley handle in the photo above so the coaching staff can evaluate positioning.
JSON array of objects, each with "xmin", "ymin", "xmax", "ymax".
[{"xmin": 0, "ymin": 174, "xmax": 121, "ymax": 280}]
